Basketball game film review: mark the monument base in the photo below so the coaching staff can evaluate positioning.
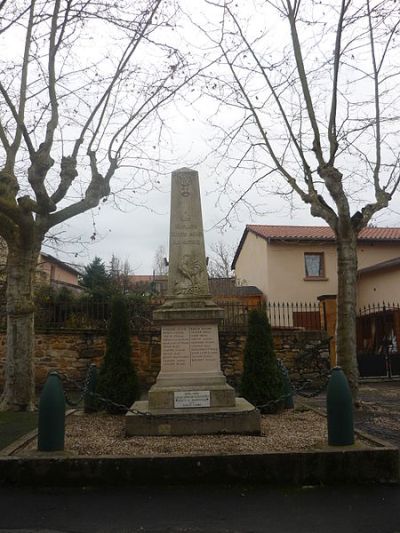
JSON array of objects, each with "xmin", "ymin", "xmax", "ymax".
[
  {"xmin": 125, "ymin": 397, "xmax": 261, "ymax": 436},
  {"xmin": 148, "ymin": 381, "xmax": 236, "ymax": 409}
]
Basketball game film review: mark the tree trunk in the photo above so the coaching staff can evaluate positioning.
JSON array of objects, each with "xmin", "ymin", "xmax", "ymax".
[
  {"xmin": 335, "ymin": 224, "xmax": 360, "ymax": 404},
  {"xmin": 0, "ymin": 243, "xmax": 40, "ymax": 411}
]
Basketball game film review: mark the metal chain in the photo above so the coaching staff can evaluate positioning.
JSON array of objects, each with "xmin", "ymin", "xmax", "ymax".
[
  {"xmin": 292, "ymin": 369, "xmax": 331, "ymax": 398},
  {"xmin": 53, "ymin": 365, "xmax": 330, "ymax": 419},
  {"xmin": 252, "ymin": 363, "xmax": 330, "ymax": 410},
  {"xmin": 85, "ymin": 389, "xmax": 154, "ymax": 417},
  {"xmin": 58, "ymin": 368, "xmax": 92, "ymax": 407}
]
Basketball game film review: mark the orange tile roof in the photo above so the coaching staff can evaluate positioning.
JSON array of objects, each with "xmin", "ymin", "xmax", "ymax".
[
  {"xmin": 358, "ymin": 257, "xmax": 400, "ymax": 275},
  {"xmin": 247, "ymin": 224, "xmax": 400, "ymax": 241},
  {"xmin": 231, "ymin": 224, "xmax": 400, "ymax": 269}
]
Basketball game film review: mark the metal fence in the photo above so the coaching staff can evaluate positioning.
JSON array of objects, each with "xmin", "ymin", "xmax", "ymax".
[
  {"xmin": 218, "ymin": 301, "xmax": 321, "ymax": 331},
  {"xmin": 0, "ymin": 299, "xmax": 321, "ymax": 331},
  {"xmin": 0, "ymin": 299, "xmax": 322, "ymax": 332},
  {"xmin": 357, "ymin": 302, "xmax": 400, "ymax": 378}
]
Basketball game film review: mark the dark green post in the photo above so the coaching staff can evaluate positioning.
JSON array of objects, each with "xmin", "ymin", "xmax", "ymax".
[
  {"xmin": 282, "ymin": 372, "xmax": 294, "ymax": 409},
  {"xmin": 38, "ymin": 372, "xmax": 65, "ymax": 452},
  {"xmin": 326, "ymin": 366, "xmax": 354, "ymax": 446},
  {"xmin": 84, "ymin": 364, "xmax": 98, "ymax": 413},
  {"xmin": 278, "ymin": 360, "xmax": 294, "ymax": 409}
]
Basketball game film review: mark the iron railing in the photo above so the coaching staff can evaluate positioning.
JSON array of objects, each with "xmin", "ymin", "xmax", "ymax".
[
  {"xmin": 217, "ymin": 301, "xmax": 321, "ymax": 331},
  {"xmin": 0, "ymin": 299, "xmax": 322, "ymax": 331},
  {"xmin": 1, "ymin": 299, "xmax": 322, "ymax": 331},
  {"xmin": 357, "ymin": 302, "xmax": 400, "ymax": 378}
]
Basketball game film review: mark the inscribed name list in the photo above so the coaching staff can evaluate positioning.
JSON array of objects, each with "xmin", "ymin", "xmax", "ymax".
[{"xmin": 161, "ymin": 324, "xmax": 220, "ymax": 373}]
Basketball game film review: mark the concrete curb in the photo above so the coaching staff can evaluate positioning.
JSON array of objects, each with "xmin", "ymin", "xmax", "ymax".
[{"xmin": 0, "ymin": 445, "xmax": 398, "ymax": 486}]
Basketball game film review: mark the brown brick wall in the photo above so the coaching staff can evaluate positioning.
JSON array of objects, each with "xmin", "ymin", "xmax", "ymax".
[{"xmin": 0, "ymin": 328, "xmax": 329, "ymax": 393}]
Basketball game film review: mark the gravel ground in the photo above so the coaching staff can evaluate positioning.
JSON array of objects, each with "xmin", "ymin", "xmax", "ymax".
[
  {"xmin": 15, "ymin": 382, "xmax": 399, "ymax": 457},
  {"xmin": 19, "ymin": 408, "xmax": 335, "ymax": 456}
]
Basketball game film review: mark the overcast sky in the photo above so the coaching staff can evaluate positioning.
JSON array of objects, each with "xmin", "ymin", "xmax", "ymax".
[
  {"xmin": 35, "ymin": 0, "xmax": 400, "ymax": 273},
  {"xmin": 58, "ymin": 158, "xmax": 400, "ymax": 275},
  {"xmin": 52, "ymin": 125, "xmax": 325, "ymax": 274}
]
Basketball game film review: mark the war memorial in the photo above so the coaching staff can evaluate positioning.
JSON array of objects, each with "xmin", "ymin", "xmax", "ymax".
[{"xmin": 126, "ymin": 168, "xmax": 260, "ymax": 436}]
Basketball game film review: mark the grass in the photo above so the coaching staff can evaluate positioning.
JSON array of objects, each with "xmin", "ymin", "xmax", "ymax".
[
  {"xmin": 0, "ymin": 411, "xmax": 38, "ymax": 451},
  {"xmin": 0, "ymin": 389, "xmax": 86, "ymax": 452}
]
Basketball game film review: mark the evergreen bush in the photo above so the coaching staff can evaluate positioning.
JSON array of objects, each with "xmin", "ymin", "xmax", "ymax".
[
  {"xmin": 96, "ymin": 295, "xmax": 139, "ymax": 413},
  {"xmin": 240, "ymin": 307, "xmax": 285, "ymax": 413},
  {"xmin": 80, "ymin": 256, "xmax": 113, "ymax": 298}
]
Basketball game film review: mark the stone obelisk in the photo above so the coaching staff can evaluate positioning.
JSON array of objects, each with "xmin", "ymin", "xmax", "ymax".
[{"xmin": 126, "ymin": 168, "xmax": 260, "ymax": 436}]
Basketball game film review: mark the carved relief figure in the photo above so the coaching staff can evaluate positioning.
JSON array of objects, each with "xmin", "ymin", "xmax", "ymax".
[{"xmin": 175, "ymin": 252, "xmax": 207, "ymax": 295}]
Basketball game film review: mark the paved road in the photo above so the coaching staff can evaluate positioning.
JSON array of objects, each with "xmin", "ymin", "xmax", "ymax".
[{"xmin": 0, "ymin": 484, "xmax": 400, "ymax": 533}]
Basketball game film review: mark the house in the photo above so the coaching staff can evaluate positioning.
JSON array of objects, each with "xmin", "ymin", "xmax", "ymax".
[
  {"xmin": 357, "ymin": 257, "xmax": 400, "ymax": 308},
  {"xmin": 209, "ymin": 277, "xmax": 264, "ymax": 306},
  {"xmin": 128, "ymin": 274, "xmax": 168, "ymax": 297},
  {"xmin": 232, "ymin": 225, "xmax": 400, "ymax": 305},
  {"xmin": 37, "ymin": 252, "xmax": 82, "ymax": 292},
  {"xmin": 128, "ymin": 274, "xmax": 264, "ymax": 307},
  {"xmin": 0, "ymin": 239, "xmax": 82, "ymax": 293}
]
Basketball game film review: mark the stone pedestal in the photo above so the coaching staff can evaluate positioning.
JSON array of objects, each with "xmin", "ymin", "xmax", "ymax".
[
  {"xmin": 126, "ymin": 168, "xmax": 260, "ymax": 436},
  {"xmin": 148, "ymin": 321, "xmax": 236, "ymax": 409},
  {"xmin": 126, "ymin": 398, "xmax": 260, "ymax": 436}
]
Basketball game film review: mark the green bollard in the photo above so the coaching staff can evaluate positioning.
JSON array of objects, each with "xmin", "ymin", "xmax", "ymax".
[
  {"xmin": 282, "ymin": 373, "xmax": 294, "ymax": 409},
  {"xmin": 326, "ymin": 366, "xmax": 354, "ymax": 446},
  {"xmin": 38, "ymin": 372, "xmax": 65, "ymax": 452},
  {"xmin": 84, "ymin": 363, "xmax": 98, "ymax": 413},
  {"xmin": 278, "ymin": 361, "xmax": 294, "ymax": 409}
]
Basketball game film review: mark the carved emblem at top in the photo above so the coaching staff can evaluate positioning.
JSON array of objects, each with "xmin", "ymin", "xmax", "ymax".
[{"xmin": 179, "ymin": 176, "xmax": 191, "ymax": 197}]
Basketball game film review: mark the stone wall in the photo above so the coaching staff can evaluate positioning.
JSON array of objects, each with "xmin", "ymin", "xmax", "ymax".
[{"xmin": 0, "ymin": 328, "xmax": 329, "ymax": 393}]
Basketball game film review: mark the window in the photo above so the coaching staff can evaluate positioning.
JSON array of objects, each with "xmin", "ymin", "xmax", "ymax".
[{"xmin": 304, "ymin": 253, "xmax": 325, "ymax": 279}]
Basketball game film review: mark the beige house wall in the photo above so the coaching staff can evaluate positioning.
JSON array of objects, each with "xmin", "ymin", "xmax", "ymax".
[
  {"xmin": 357, "ymin": 269, "xmax": 400, "ymax": 308},
  {"xmin": 235, "ymin": 235, "xmax": 400, "ymax": 304},
  {"xmin": 357, "ymin": 242, "xmax": 400, "ymax": 269},
  {"xmin": 235, "ymin": 232, "xmax": 269, "ymax": 295},
  {"xmin": 266, "ymin": 241, "xmax": 337, "ymax": 302},
  {"xmin": 38, "ymin": 255, "xmax": 79, "ymax": 286}
]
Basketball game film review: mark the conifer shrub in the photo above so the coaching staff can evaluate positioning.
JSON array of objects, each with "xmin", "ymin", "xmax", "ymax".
[
  {"xmin": 240, "ymin": 307, "xmax": 285, "ymax": 413},
  {"xmin": 96, "ymin": 295, "xmax": 139, "ymax": 413}
]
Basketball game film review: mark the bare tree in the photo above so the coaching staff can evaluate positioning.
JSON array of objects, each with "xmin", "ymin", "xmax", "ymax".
[
  {"xmin": 207, "ymin": 240, "xmax": 234, "ymax": 278},
  {"xmin": 201, "ymin": 0, "xmax": 400, "ymax": 401},
  {"xmin": 153, "ymin": 244, "xmax": 168, "ymax": 276},
  {"xmin": 109, "ymin": 254, "xmax": 133, "ymax": 294},
  {"xmin": 0, "ymin": 0, "xmax": 196, "ymax": 410},
  {"xmin": 0, "ymin": 238, "xmax": 7, "ymax": 305}
]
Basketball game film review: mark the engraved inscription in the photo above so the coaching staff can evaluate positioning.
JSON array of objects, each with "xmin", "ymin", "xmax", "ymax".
[
  {"xmin": 161, "ymin": 327, "xmax": 190, "ymax": 371},
  {"xmin": 170, "ymin": 228, "xmax": 203, "ymax": 247},
  {"xmin": 174, "ymin": 390, "xmax": 211, "ymax": 408},
  {"xmin": 160, "ymin": 325, "xmax": 221, "ymax": 373},
  {"xmin": 190, "ymin": 326, "xmax": 219, "ymax": 364}
]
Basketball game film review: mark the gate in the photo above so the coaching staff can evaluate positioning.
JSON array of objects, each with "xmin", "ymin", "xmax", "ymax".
[{"xmin": 357, "ymin": 304, "xmax": 400, "ymax": 378}]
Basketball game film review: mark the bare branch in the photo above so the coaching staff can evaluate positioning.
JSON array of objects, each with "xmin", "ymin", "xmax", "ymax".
[
  {"xmin": 0, "ymin": 82, "xmax": 35, "ymax": 156},
  {"xmin": 9, "ymin": 0, "xmax": 36, "ymax": 165},
  {"xmin": 285, "ymin": 0, "xmax": 325, "ymax": 166},
  {"xmin": 367, "ymin": 0, "xmax": 382, "ymax": 194},
  {"xmin": 72, "ymin": 0, "xmax": 162, "ymax": 161},
  {"xmin": 327, "ymin": 0, "xmax": 351, "ymax": 165}
]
